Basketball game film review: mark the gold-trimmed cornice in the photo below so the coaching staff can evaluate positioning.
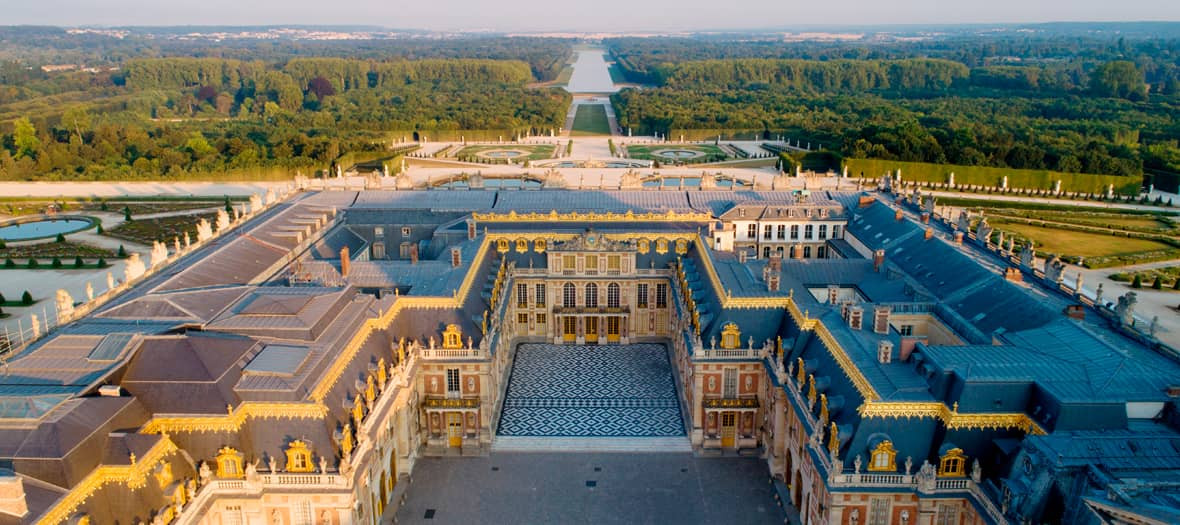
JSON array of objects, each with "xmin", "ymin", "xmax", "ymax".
[
  {"xmin": 472, "ymin": 210, "xmax": 713, "ymax": 223},
  {"xmin": 38, "ymin": 436, "xmax": 179, "ymax": 525},
  {"xmin": 858, "ymin": 402, "xmax": 1046, "ymax": 435},
  {"xmin": 141, "ymin": 402, "xmax": 329, "ymax": 434}
]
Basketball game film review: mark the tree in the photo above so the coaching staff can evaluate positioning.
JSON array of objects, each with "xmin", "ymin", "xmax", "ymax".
[
  {"xmin": 26, "ymin": 258, "xmax": 37, "ymax": 269},
  {"xmin": 61, "ymin": 106, "xmax": 91, "ymax": 144},
  {"xmin": 97, "ymin": 257, "xmax": 108, "ymax": 268},
  {"xmin": 1173, "ymin": 278, "xmax": 1180, "ymax": 291},
  {"xmin": 0, "ymin": 292, "xmax": 5, "ymax": 303},
  {"xmin": 307, "ymin": 76, "xmax": 336, "ymax": 101},
  {"xmin": 117, "ymin": 245, "xmax": 127, "ymax": 257},
  {"xmin": 73, "ymin": 256, "xmax": 84, "ymax": 268},
  {"xmin": 1090, "ymin": 61, "xmax": 1147, "ymax": 101},
  {"xmin": 12, "ymin": 117, "xmax": 39, "ymax": 159},
  {"xmin": 96, "ymin": 223, "xmax": 104, "ymax": 234},
  {"xmin": 123, "ymin": 206, "xmax": 132, "ymax": 221},
  {"xmin": 3, "ymin": 259, "xmax": 13, "ymax": 269},
  {"xmin": 1152, "ymin": 276, "xmax": 1163, "ymax": 290},
  {"xmin": 1132, "ymin": 274, "xmax": 1143, "ymax": 288},
  {"xmin": 55, "ymin": 233, "xmax": 65, "ymax": 243},
  {"xmin": 51, "ymin": 257, "xmax": 62, "ymax": 268},
  {"xmin": 21, "ymin": 291, "xmax": 32, "ymax": 305}
]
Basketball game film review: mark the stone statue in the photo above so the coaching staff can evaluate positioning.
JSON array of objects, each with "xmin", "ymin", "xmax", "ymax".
[
  {"xmin": 1095, "ymin": 283, "xmax": 1104, "ymax": 305},
  {"xmin": 971, "ymin": 459, "xmax": 982, "ymax": 482},
  {"xmin": 267, "ymin": 454, "xmax": 277, "ymax": 474},
  {"xmin": 853, "ymin": 454, "xmax": 862, "ymax": 474},
  {"xmin": 319, "ymin": 456, "xmax": 328, "ymax": 474},
  {"xmin": 1115, "ymin": 292, "xmax": 1138, "ymax": 326},
  {"xmin": 917, "ymin": 461, "xmax": 937, "ymax": 493},
  {"xmin": 245, "ymin": 459, "xmax": 259, "ymax": 482},
  {"xmin": 198, "ymin": 461, "xmax": 212, "ymax": 483}
]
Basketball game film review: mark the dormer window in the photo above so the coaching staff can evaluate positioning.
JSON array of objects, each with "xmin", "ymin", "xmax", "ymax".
[
  {"xmin": 868, "ymin": 441, "xmax": 897, "ymax": 472},
  {"xmin": 939, "ymin": 448, "xmax": 967, "ymax": 477}
]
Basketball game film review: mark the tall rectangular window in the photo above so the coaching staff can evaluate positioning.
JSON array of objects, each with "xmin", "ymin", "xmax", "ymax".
[
  {"xmin": 445, "ymin": 369, "xmax": 460, "ymax": 397},
  {"xmin": 763, "ymin": 225, "xmax": 773, "ymax": 240},
  {"xmin": 818, "ymin": 224, "xmax": 828, "ymax": 239},
  {"xmin": 563, "ymin": 255, "xmax": 576, "ymax": 274},
  {"xmin": 723, "ymin": 369, "xmax": 737, "ymax": 398},
  {"xmin": 563, "ymin": 283, "xmax": 576, "ymax": 308},
  {"xmin": 747, "ymin": 224, "xmax": 757, "ymax": 239},
  {"xmin": 776, "ymin": 225, "xmax": 786, "ymax": 240},
  {"xmin": 656, "ymin": 283, "xmax": 668, "ymax": 308},
  {"xmin": 790, "ymin": 225, "xmax": 799, "ymax": 240},
  {"xmin": 607, "ymin": 255, "xmax": 621, "ymax": 275},
  {"xmin": 832, "ymin": 225, "xmax": 842, "ymax": 238},
  {"xmin": 535, "ymin": 284, "xmax": 546, "ymax": 307},
  {"xmin": 517, "ymin": 283, "xmax": 528, "ymax": 308},
  {"xmin": 585, "ymin": 255, "xmax": 598, "ymax": 274},
  {"xmin": 803, "ymin": 246, "xmax": 812, "ymax": 258},
  {"xmin": 804, "ymin": 225, "xmax": 814, "ymax": 239},
  {"xmin": 637, "ymin": 283, "xmax": 649, "ymax": 308}
]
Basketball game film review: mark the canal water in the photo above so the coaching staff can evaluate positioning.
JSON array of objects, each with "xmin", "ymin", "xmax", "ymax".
[{"xmin": 565, "ymin": 47, "xmax": 619, "ymax": 93}]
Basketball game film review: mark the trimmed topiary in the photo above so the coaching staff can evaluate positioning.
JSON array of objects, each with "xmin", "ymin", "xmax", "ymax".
[{"xmin": 21, "ymin": 291, "xmax": 33, "ymax": 305}]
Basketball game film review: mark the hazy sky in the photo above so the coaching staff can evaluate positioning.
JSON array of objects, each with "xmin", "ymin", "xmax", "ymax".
[{"xmin": 5, "ymin": 0, "xmax": 1180, "ymax": 31}]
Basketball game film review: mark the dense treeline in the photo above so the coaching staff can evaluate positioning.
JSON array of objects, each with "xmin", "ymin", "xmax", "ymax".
[
  {"xmin": 0, "ymin": 54, "xmax": 569, "ymax": 180},
  {"xmin": 607, "ymin": 34, "xmax": 1180, "ymax": 180},
  {"xmin": 605, "ymin": 33, "xmax": 1180, "ymax": 93},
  {"xmin": 657, "ymin": 59, "xmax": 969, "ymax": 92}
]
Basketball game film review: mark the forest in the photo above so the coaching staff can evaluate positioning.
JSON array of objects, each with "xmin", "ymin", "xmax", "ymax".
[
  {"xmin": 0, "ymin": 35, "xmax": 572, "ymax": 180},
  {"xmin": 606, "ymin": 34, "xmax": 1180, "ymax": 188}
]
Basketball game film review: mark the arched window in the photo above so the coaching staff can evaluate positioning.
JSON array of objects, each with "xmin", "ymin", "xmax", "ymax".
[
  {"xmin": 215, "ymin": 447, "xmax": 244, "ymax": 479},
  {"xmin": 496, "ymin": 239, "xmax": 509, "ymax": 253},
  {"xmin": 285, "ymin": 440, "xmax": 315, "ymax": 473},
  {"xmin": 442, "ymin": 324, "xmax": 463, "ymax": 349},
  {"xmin": 585, "ymin": 283, "xmax": 598, "ymax": 308},
  {"xmin": 939, "ymin": 448, "xmax": 967, "ymax": 477},
  {"xmin": 563, "ymin": 283, "xmax": 576, "ymax": 308},
  {"xmin": 868, "ymin": 440, "xmax": 897, "ymax": 472},
  {"xmin": 607, "ymin": 283, "xmax": 620, "ymax": 308}
]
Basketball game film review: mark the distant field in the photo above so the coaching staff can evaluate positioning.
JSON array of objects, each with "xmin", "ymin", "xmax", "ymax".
[
  {"xmin": 571, "ymin": 105, "xmax": 612, "ymax": 136},
  {"xmin": 846, "ymin": 158, "xmax": 1142, "ymax": 195}
]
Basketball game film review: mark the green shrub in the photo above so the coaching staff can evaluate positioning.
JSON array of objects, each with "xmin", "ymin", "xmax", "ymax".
[
  {"xmin": 55, "ymin": 233, "xmax": 65, "ymax": 243},
  {"xmin": 74, "ymin": 256, "xmax": 84, "ymax": 268},
  {"xmin": 1152, "ymin": 276, "xmax": 1163, "ymax": 289},
  {"xmin": 1132, "ymin": 275, "xmax": 1143, "ymax": 288},
  {"xmin": 51, "ymin": 257, "xmax": 62, "ymax": 268},
  {"xmin": 21, "ymin": 291, "xmax": 32, "ymax": 305},
  {"xmin": 117, "ymin": 245, "xmax": 127, "ymax": 257},
  {"xmin": 3, "ymin": 258, "xmax": 13, "ymax": 269},
  {"xmin": 26, "ymin": 258, "xmax": 38, "ymax": 269},
  {"xmin": 97, "ymin": 257, "xmax": 108, "ymax": 268}
]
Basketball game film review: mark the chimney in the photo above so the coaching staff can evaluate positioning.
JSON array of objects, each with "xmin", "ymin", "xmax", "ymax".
[
  {"xmin": 466, "ymin": 219, "xmax": 476, "ymax": 241},
  {"xmin": 738, "ymin": 251, "xmax": 748, "ymax": 263},
  {"xmin": 873, "ymin": 306, "xmax": 891, "ymax": 335},
  {"xmin": 920, "ymin": 212, "xmax": 930, "ymax": 224},
  {"xmin": 894, "ymin": 209, "xmax": 904, "ymax": 222},
  {"xmin": 827, "ymin": 285, "xmax": 839, "ymax": 305},
  {"xmin": 766, "ymin": 273, "xmax": 780, "ymax": 292},
  {"xmin": 858, "ymin": 195, "xmax": 875, "ymax": 208},
  {"xmin": 877, "ymin": 340, "xmax": 893, "ymax": 364},
  {"xmin": 953, "ymin": 231, "xmax": 964, "ymax": 245},
  {"xmin": 340, "ymin": 246, "xmax": 350, "ymax": 278},
  {"xmin": 872, "ymin": 249, "xmax": 885, "ymax": 272},
  {"xmin": 840, "ymin": 300, "xmax": 851, "ymax": 320},
  {"xmin": 768, "ymin": 254, "xmax": 783, "ymax": 272},
  {"xmin": 1064, "ymin": 304, "xmax": 1085, "ymax": 320},
  {"xmin": 1004, "ymin": 267, "xmax": 1023, "ymax": 282},
  {"xmin": 924, "ymin": 228, "xmax": 934, "ymax": 240},
  {"xmin": 451, "ymin": 247, "xmax": 462, "ymax": 268},
  {"xmin": 409, "ymin": 244, "xmax": 419, "ymax": 265},
  {"xmin": 848, "ymin": 306, "xmax": 864, "ymax": 331}
]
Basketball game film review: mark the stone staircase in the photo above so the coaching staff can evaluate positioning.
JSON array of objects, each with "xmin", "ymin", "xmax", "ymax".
[{"xmin": 491, "ymin": 436, "xmax": 692, "ymax": 453}]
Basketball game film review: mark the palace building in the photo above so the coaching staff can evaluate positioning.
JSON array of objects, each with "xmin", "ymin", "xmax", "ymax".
[{"xmin": 0, "ymin": 187, "xmax": 1177, "ymax": 524}]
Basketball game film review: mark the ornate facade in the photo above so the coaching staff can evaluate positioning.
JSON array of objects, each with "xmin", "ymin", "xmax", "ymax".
[{"xmin": 1, "ymin": 188, "xmax": 1177, "ymax": 524}]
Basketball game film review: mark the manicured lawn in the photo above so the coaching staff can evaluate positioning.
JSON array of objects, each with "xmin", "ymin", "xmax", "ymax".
[
  {"xmin": 452, "ymin": 144, "xmax": 556, "ymax": 162},
  {"xmin": 846, "ymin": 158, "xmax": 1141, "ymax": 195},
  {"xmin": 571, "ymin": 105, "xmax": 612, "ymax": 136},
  {"xmin": 991, "ymin": 218, "xmax": 1175, "ymax": 260},
  {"xmin": 625, "ymin": 144, "xmax": 729, "ymax": 163}
]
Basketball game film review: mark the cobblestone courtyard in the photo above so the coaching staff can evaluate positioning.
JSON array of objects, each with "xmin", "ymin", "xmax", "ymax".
[{"xmin": 392, "ymin": 452, "xmax": 784, "ymax": 524}]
